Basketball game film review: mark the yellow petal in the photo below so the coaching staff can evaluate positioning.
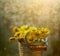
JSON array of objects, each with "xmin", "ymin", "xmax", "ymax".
[{"xmin": 13, "ymin": 26, "xmax": 19, "ymax": 32}]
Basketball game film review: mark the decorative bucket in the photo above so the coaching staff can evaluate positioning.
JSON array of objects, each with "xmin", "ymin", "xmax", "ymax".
[{"xmin": 18, "ymin": 42, "xmax": 47, "ymax": 56}]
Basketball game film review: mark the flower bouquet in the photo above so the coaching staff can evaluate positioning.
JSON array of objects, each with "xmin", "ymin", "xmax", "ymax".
[{"xmin": 9, "ymin": 25, "xmax": 50, "ymax": 56}]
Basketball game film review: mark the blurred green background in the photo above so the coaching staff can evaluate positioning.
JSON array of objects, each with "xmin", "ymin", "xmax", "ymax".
[{"xmin": 0, "ymin": 0, "xmax": 60, "ymax": 56}]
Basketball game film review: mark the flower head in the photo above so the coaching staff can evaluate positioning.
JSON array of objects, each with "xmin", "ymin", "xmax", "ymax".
[
  {"xmin": 13, "ymin": 26, "xmax": 19, "ymax": 32},
  {"xmin": 38, "ymin": 28, "xmax": 50, "ymax": 38},
  {"xmin": 19, "ymin": 25, "xmax": 29, "ymax": 30},
  {"xmin": 25, "ymin": 32, "xmax": 36, "ymax": 44}
]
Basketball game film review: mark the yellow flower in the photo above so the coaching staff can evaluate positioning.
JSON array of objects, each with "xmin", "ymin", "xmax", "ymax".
[
  {"xmin": 13, "ymin": 25, "xmax": 28, "ymax": 40},
  {"xmin": 38, "ymin": 28, "xmax": 50, "ymax": 38},
  {"xmin": 13, "ymin": 26, "xmax": 19, "ymax": 32},
  {"xmin": 9, "ymin": 37, "xmax": 15, "ymax": 42},
  {"xmin": 14, "ymin": 32, "xmax": 20, "ymax": 39},
  {"xmin": 25, "ymin": 32, "xmax": 35, "ymax": 44},
  {"xmin": 14, "ymin": 29, "xmax": 29, "ymax": 42},
  {"xmin": 23, "ymin": 26, "xmax": 37, "ymax": 43},
  {"xmin": 29, "ymin": 26, "xmax": 37, "ymax": 31},
  {"xmin": 19, "ymin": 31, "xmax": 28, "ymax": 39},
  {"xmin": 25, "ymin": 27, "xmax": 38, "ymax": 44},
  {"xmin": 20, "ymin": 25, "xmax": 29, "ymax": 30},
  {"xmin": 40, "ymin": 28, "xmax": 50, "ymax": 34}
]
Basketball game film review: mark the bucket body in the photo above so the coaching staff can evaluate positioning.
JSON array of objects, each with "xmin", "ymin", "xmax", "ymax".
[{"xmin": 18, "ymin": 42, "xmax": 47, "ymax": 56}]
